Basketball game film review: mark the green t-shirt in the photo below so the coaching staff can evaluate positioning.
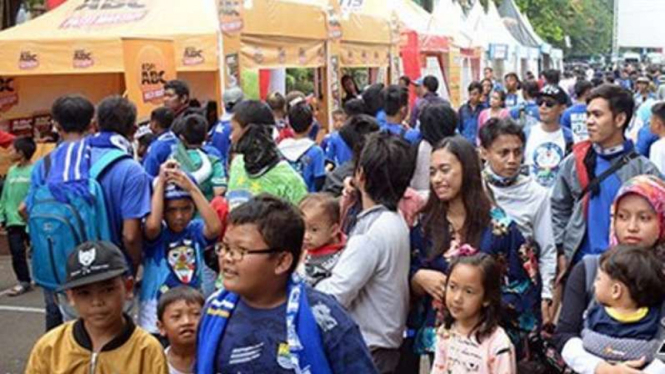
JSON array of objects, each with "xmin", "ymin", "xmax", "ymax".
[
  {"xmin": 174, "ymin": 148, "xmax": 227, "ymax": 201},
  {"xmin": 0, "ymin": 163, "xmax": 33, "ymax": 227},
  {"xmin": 226, "ymin": 155, "xmax": 307, "ymax": 209}
]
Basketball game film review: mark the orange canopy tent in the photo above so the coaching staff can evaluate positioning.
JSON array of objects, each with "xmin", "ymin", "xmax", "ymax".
[{"xmin": 0, "ymin": 0, "xmax": 222, "ymax": 134}]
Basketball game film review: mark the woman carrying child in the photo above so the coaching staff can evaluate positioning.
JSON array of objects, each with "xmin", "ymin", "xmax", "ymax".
[
  {"xmin": 555, "ymin": 175, "xmax": 665, "ymax": 374},
  {"xmin": 407, "ymin": 136, "xmax": 540, "ymax": 368}
]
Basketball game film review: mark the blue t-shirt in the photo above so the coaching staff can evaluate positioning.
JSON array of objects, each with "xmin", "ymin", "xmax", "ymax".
[
  {"xmin": 561, "ymin": 103, "xmax": 588, "ymax": 143},
  {"xmin": 458, "ymin": 102, "xmax": 487, "ymax": 144},
  {"xmin": 637, "ymin": 126, "xmax": 659, "ymax": 157},
  {"xmin": 91, "ymin": 147, "xmax": 153, "ymax": 249},
  {"xmin": 382, "ymin": 122, "xmax": 421, "ymax": 145},
  {"xmin": 505, "ymin": 92, "xmax": 522, "ymax": 108},
  {"xmin": 299, "ymin": 145, "xmax": 326, "ymax": 192},
  {"xmin": 139, "ymin": 220, "xmax": 214, "ymax": 333},
  {"xmin": 510, "ymin": 101, "xmax": 540, "ymax": 131},
  {"xmin": 324, "ymin": 132, "xmax": 353, "ymax": 166},
  {"xmin": 142, "ymin": 131, "xmax": 178, "ymax": 177},
  {"xmin": 210, "ymin": 119, "xmax": 233, "ymax": 163},
  {"xmin": 214, "ymin": 289, "xmax": 377, "ymax": 374},
  {"xmin": 579, "ymin": 155, "xmax": 624, "ymax": 259}
]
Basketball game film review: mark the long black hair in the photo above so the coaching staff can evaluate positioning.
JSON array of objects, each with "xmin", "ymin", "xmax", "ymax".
[
  {"xmin": 420, "ymin": 136, "xmax": 492, "ymax": 259},
  {"xmin": 443, "ymin": 253, "xmax": 502, "ymax": 343}
]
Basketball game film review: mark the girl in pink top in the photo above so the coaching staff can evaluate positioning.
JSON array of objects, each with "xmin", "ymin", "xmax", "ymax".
[
  {"xmin": 477, "ymin": 91, "xmax": 510, "ymax": 145},
  {"xmin": 431, "ymin": 253, "xmax": 516, "ymax": 374}
]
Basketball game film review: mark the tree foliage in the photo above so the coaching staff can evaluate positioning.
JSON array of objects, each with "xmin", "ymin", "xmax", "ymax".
[{"xmin": 479, "ymin": 0, "xmax": 613, "ymax": 57}]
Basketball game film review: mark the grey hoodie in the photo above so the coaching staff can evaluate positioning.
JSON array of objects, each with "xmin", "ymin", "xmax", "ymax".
[{"xmin": 487, "ymin": 175, "xmax": 556, "ymax": 299}]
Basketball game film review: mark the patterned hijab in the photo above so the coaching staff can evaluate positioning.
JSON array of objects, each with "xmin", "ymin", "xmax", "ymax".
[{"xmin": 609, "ymin": 175, "xmax": 665, "ymax": 246}]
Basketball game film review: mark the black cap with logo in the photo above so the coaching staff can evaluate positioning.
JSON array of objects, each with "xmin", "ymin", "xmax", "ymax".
[
  {"xmin": 539, "ymin": 85, "xmax": 568, "ymax": 105},
  {"xmin": 60, "ymin": 241, "xmax": 129, "ymax": 291}
]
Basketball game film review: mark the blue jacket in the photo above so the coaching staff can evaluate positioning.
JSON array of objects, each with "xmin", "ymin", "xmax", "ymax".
[{"xmin": 458, "ymin": 102, "xmax": 487, "ymax": 144}]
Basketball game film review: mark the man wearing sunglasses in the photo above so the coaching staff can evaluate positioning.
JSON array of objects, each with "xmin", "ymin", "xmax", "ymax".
[{"xmin": 524, "ymin": 85, "xmax": 574, "ymax": 188}]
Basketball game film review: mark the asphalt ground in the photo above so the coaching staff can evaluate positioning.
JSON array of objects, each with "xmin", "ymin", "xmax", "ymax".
[{"xmin": 0, "ymin": 249, "xmax": 45, "ymax": 374}]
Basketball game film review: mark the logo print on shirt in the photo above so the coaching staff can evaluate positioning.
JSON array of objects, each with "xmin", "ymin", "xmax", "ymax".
[
  {"xmin": 229, "ymin": 342, "xmax": 264, "ymax": 365},
  {"xmin": 312, "ymin": 303, "xmax": 338, "ymax": 332},
  {"xmin": 532, "ymin": 142, "xmax": 564, "ymax": 187},
  {"xmin": 167, "ymin": 240, "xmax": 197, "ymax": 283}
]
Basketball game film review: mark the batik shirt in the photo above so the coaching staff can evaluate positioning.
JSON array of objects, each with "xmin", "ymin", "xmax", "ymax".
[{"xmin": 408, "ymin": 207, "xmax": 541, "ymax": 357}]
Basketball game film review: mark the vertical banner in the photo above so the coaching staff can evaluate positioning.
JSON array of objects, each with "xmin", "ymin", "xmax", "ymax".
[{"xmin": 122, "ymin": 38, "xmax": 176, "ymax": 120}]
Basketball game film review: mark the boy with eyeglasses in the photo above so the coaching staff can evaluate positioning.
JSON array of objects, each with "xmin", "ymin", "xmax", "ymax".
[
  {"xmin": 196, "ymin": 194, "xmax": 377, "ymax": 374},
  {"xmin": 524, "ymin": 85, "xmax": 574, "ymax": 188},
  {"xmin": 139, "ymin": 160, "xmax": 221, "ymax": 336}
]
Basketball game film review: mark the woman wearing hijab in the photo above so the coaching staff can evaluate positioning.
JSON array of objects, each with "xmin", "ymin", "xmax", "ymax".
[{"xmin": 554, "ymin": 175, "xmax": 665, "ymax": 373}]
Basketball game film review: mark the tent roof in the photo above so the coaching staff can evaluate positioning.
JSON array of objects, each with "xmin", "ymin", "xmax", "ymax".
[
  {"xmin": 0, "ymin": 0, "xmax": 220, "ymax": 75},
  {"xmin": 392, "ymin": 0, "xmax": 450, "ymax": 51},
  {"xmin": 479, "ymin": 0, "xmax": 522, "ymax": 49},
  {"xmin": 0, "ymin": 0, "xmax": 334, "ymax": 76},
  {"xmin": 339, "ymin": 0, "xmax": 392, "ymax": 45},
  {"xmin": 433, "ymin": 0, "xmax": 471, "ymax": 48},
  {"xmin": 498, "ymin": 0, "xmax": 539, "ymax": 47}
]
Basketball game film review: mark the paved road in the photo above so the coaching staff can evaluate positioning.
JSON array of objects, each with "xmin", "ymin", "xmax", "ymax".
[{"xmin": 0, "ymin": 255, "xmax": 44, "ymax": 374}]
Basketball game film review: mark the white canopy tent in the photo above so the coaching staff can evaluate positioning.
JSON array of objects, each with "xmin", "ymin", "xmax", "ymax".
[{"xmin": 470, "ymin": 1, "xmax": 523, "ymax": 79}]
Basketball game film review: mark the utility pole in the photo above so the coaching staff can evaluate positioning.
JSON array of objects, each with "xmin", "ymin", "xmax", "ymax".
[{"xmin": 612, "ymin": 0, "xmax": 619, "ymax": 58}]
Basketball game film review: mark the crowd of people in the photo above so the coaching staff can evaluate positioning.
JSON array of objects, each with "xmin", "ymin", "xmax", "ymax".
[{"xmin": 2, "ymin": 63, "xmax": 665, "ymax": 373}]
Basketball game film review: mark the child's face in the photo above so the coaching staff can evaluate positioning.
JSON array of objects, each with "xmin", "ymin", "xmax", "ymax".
[
  {"xmin": 445, "ymin": 264, "xmax": 487, "ymax": 326},
  {"xmin": 651, "ymin": 115, "xmax": 665, "ymax": 136},
  {"xmin": 332, "ymin": 114, "xmax": 346, "ymax": 131},
  {"xmin": 302, "ymin": 205, "xmax": 339, "ymax": 251},
  {"xmin": 219, "ymin": 223, "xmax": 293, "ymax": 298},
  {"xmin": 614, "ymin": 194, "xmax": 660, "ymax": 248},
  {"xmin": 66, "ymin": 277, "xmax": 132, "ymax": 331},
  {"xmin": 158, "ymin": 300, "xmax": 202, "ymax": 347},
  {"xmin": 165, "ymin": 199, "xmax": 195, "ymax": 234},
  {"xmin": 8, "ymin": 145, "xmax": 23, "ymax": 163},
  {"xmin": 594, "ymin": 269, "xmax": 621, "ymax": 306}
]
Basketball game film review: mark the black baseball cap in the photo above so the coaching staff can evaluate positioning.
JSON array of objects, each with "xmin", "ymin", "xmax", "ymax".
[
  {"xmin": 538, "ymin": 85, "xmax": 568, "ymax": 105},
  {"xmin": 60, "ymin": 241, "xmax": 129, "ymax": 291}
]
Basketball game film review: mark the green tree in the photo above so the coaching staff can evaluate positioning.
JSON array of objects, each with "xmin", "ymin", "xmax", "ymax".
[{"xmin": 482, "ymin": 0, "xmax": 613, "ymax": 58}]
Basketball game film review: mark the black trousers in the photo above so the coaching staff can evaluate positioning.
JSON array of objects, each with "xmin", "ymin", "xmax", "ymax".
[{"xmin": 6, "ymin": 225, "xmax": 31, "ymax": 285}]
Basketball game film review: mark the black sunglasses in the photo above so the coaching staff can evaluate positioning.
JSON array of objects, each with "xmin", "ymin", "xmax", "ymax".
[{"xmin": 537, "ymin": 97, "xmax": 558, "ymax": 108}]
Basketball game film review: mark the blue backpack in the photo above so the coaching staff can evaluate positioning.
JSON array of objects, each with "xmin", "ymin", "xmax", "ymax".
[{"xmin": 26, "ymin": 149, "xmax": 130, "ymax": 290}]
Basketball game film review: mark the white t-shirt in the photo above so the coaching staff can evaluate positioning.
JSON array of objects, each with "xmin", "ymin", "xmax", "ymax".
[
  {"xmin": 165, "ymin": 347, "xmax": 193, "ymax": 374},
  {"xmin": 650, "ymin": 138, "xmax": 665, "ymax": 174},
  {"xmin": 525, "ymin": 124, "xmax": 567, "ymax": 188}
]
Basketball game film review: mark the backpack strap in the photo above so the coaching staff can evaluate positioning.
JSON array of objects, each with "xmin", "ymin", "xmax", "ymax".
[
  {"xmin": 400, "ymin": 126, "xmax": 407, "ymax": 139},
  {"xmin": 43, "ymin": 153, "xmax": 52, "ymax": 179},
  {"xmin": 576, "ymin": 150, "xmax": 639, "ymax": 203},
  {"xmin": 90, "ymin": 149, "xmax": 130, "ymax": 180}
]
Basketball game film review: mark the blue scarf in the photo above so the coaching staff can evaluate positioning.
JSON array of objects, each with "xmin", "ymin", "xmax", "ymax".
[{"xmin": 196, "ymin": 275, "xmax": 332, "ymax": 374}]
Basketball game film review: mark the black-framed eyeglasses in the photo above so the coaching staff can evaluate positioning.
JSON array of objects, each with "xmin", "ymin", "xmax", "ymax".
[
  {"xmin": 537, "ymin": 97, "xmax": 558, "ymax": 108},
  {"xmin": 214, "ymin": 243, "xmax": 285, "ymax": 262}
]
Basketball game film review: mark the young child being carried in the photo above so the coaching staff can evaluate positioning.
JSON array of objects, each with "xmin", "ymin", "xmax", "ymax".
[
  {"xmin": 157, "ymin": 286, "xmax": 204, "ymax": 374},
  {"xmin": 431, "ymin": 252, "xmax": 516, "ymax": 374},
  {"xmin": 299, "ymin": 193, "xmax": 346, "ymax": 286},
  {"xmin": 26, "ymin": 241, "xmax": 168, "ymax": 373},
  {"xmin": 564, "ymin": 246, "xmax": 665, "ymax": 373},
  {"xmin": 139, "ymin": 160, "xmax": 221, "ymax": 335}
]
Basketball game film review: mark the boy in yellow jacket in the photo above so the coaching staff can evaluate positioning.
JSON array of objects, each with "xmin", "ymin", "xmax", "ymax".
[{"xmin": 25, "ymin": 241, "xmax": 168, "ymax": 374}]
